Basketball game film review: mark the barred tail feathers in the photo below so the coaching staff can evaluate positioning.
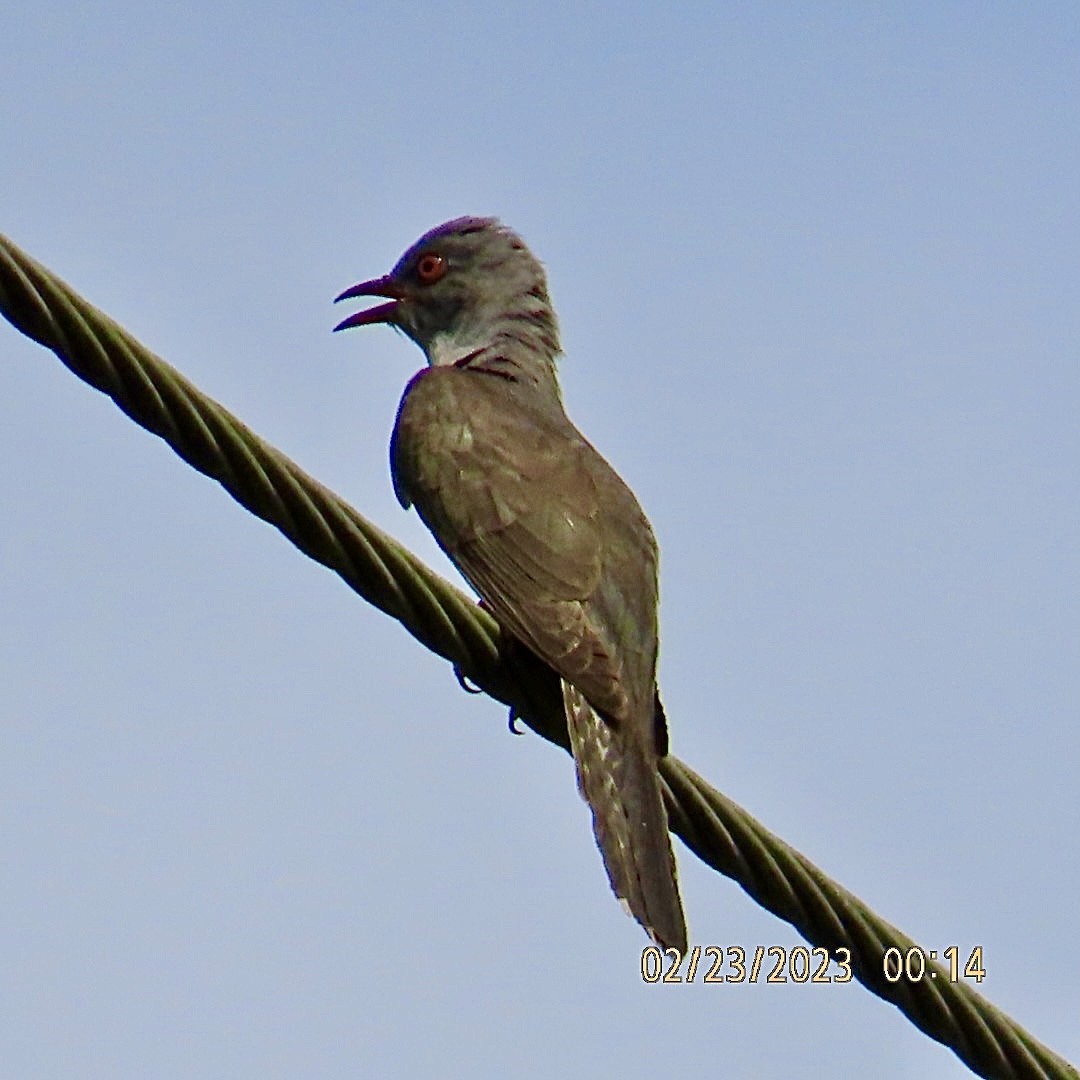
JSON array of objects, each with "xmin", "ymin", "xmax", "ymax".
[{"xmin": 561, "ymin": 680, "xmax": 687, "ymax": 953}]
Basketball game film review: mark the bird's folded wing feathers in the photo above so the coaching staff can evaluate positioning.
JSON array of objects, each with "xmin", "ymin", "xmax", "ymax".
[
  {"xmin": 392, "ymin": 372, "xmax": 642, "ymax": 720},
  {"xmin": 448, "ymin": 447, "xmax": 633, "ymax": 721}
]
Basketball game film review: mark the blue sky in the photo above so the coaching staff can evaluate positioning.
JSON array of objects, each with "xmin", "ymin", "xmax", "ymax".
[{"xmin": 3, "ymin": 4, "xmax": 1078, "ymax": 1077}]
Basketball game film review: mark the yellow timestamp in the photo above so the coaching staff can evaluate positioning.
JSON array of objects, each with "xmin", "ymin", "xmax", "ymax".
[
  {"xmin": 883, "ymin": 945, "xmax": 986, "ymax": 984},
  {"xmin": 641, "ymin": 945, "xmax": 853, "ymax": 984}
]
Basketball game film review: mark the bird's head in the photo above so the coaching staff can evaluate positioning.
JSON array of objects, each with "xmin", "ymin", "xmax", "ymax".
[{"xmin": 334, "ymin": 216, "xmax": 560, "ymax": 368}]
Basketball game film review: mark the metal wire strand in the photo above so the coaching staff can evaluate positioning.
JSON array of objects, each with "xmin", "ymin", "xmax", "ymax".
[{"xmin": 1, "ymin": 232, "xmax": 1074, "ymax": 1080}]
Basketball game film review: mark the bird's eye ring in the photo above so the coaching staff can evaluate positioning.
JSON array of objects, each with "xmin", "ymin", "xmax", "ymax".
[{"xmin": 416, "ymin": 253, "xmax": 447, "ymax": 284}]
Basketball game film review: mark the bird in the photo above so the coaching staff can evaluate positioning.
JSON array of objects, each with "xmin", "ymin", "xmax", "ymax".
[{"xmin": 333, "ymin": 216, "xmax": 687, "ymax": 952}]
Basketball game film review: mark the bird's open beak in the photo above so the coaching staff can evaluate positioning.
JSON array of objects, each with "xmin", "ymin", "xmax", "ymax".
[{"xmin": 333, "ymin": 275, "xmax": 405, "ymax": 332}]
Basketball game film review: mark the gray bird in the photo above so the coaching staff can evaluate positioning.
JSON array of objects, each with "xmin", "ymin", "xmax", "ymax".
[{"xmin": 334, "ymin": 217, "xmax": 687, "ymax": 952}]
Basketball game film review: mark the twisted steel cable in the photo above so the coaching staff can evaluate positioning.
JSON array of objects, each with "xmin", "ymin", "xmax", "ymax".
[{"xmin": 1, "ymin": 232, "xmax": 1074, "ymax": 1080}]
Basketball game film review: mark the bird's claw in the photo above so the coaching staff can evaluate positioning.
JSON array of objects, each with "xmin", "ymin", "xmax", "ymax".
[
  {"xmin": 507, "ymin": 707, "xmax": 523, "ymax": 735},
  {"xmin": 453, "ymin": 665, "xmax": 482, "ymax": 695}
]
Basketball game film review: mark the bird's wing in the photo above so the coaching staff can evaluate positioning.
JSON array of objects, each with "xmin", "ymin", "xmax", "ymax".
[{"xmin": 391, "ymin": 369, "xmax": 652, "ymax": 722}]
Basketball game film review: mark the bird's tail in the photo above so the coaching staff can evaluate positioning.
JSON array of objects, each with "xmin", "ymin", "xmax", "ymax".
[{"xmin": 562, "ymin": 681, "xmax": 687, "ymax": 953}]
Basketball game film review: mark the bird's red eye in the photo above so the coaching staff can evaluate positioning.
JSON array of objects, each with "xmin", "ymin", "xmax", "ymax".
[{"xmin": 416, "ymin": 252, "xmax": 447, "ymax": 284}]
